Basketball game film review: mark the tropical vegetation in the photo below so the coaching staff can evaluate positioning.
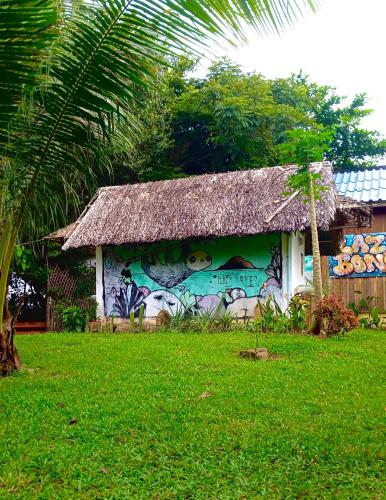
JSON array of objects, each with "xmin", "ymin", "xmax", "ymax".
[
  {"xmin": 129, "ymin": 59, "xmax": 386, "ymax": 180},
  {"xmin": 0, "ymin": 0, "xmax": 319, "ymax": 373}
]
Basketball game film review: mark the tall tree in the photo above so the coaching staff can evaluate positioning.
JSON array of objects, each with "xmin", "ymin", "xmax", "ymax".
[
  {"xmin": 272, "ymin": 73, "xmax": 386, "ymax": 171},
  {"xmin": 168, "ymin": 58, "xmax": 305, "ymax": 175},
  {"xmin": 278, "ymin": 127, "xmax": 333, "ymax": 334},
  {"xmin": 0, "ymin": 0, "xmax": 319, "ymax": 373},
  {"xmin": 157, "ymin": 62, "xmax": 386, "ymax": 178}
]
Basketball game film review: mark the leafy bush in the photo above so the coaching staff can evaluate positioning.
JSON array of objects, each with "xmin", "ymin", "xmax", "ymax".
[
  {"xmin": 166, "ymin": 293, "xmax": 310, "ymax": 335},
  {"xmin": 49, "ymin": 261, "xmax": 97, "ymax": 332},
  {"xmin": 251, "ymin": 294, "xmax": 309, "ymax": 335},
  {"xmin": 190, "ymin": 310, "xmax": 215, "ymax": 333},
  {"xmin": 169, "ymin": 308, "xmax": 186, "ymax": 331},
  {"xmin": 255, "ymin": 295, "xmax": 284, "ymax": 333},
  {"xmin": 359, "ymin": 308, "xmax": 383, "ymax": 329},
  {"xmin": 347, "ymin": 302, "xmax": 360, "ymax": 316},
  {"xmin": 55, "ymin": 299, "xmax": 97, "ymax": 332},
  {"xmin": 61, "ymin": 306, "xmax": 87, "ymax": 332},
  {"xmin": 314, "ymin": 295, "xmax": 359, "ymax": 337},
  {"xmin": 287, "ymin": 294, "xmax": 309, "ymax": 332},
  {"xmin": 167, "ymin": 307, "xmax": 237, "ymax": 334},
  {"xmin": 348, "ymin": 291, "xmax": 384, "ymax": 329},
  {"xmin": 217, "ymin": 310, "xmax": 237, "ymax": 332},
  {"xmin": 275, "ymin": 315, "xmax": 294, "ymax": 334}
]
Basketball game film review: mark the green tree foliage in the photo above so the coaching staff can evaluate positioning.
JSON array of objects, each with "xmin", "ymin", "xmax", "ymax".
[
  {"xmin": 272, "ymin": 73, "xmax": 386, "ymax": 170},
  {"xmin": 169, "ymin": 58, "xmax": 300, "ymax": 175},
  {"xmin": 101, "ymin": 64, "xmax": 179, "ymax": 185},
  {"xmin": 154, "ymin": 60, "xmax": 386, "ymax": 177}
]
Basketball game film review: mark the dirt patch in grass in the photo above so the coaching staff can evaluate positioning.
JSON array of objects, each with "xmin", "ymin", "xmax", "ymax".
[
  {"xmin": 239, "ymin": 348, "xmax": 281, "ymax": 360},
  {"xmin": 318, "ymin": 351, "xmax": 345, "ymax": 357}
]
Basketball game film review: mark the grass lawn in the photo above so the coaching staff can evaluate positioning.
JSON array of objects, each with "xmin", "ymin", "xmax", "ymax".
[{"xmin": 1, "ymin": 330, "xmax": 385, "ymax": 499}]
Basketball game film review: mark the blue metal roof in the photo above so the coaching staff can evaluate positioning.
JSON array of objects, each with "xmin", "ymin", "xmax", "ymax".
[{"xmin": 334, "ymin": 167, "xmax": 386, "ymax": 203}]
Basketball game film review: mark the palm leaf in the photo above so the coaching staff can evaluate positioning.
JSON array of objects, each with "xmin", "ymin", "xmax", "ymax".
[
  {"xmin": 3, "ymin": 0, "xmax": 319, "ymax": 239},
  {"xmin": 0, "ymin": 0, "xmax": 57, "ymax": 144}
]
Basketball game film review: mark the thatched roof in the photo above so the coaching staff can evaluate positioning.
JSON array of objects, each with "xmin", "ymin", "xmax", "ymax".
[
  {"xmin": 335, "ymin": 194, "xmax": 372, "ymax": 228},
  {"xmin": 45, "ymin": 222, "xmax": 77, "ymax": 241},
  {"xmin": 63, "ymin": 162, "xmax": 337, "ymax": 250}
]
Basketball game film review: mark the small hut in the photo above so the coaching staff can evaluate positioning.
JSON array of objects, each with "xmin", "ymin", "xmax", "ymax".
[{"xmin": 61, "ymin": 162, "xmax": 342, "ymax": 325}]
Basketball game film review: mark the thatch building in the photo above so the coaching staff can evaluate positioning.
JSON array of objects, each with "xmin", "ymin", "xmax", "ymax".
[{"xmin": 60, "ymin": 161, "xmax": 348, "ymax": 322}]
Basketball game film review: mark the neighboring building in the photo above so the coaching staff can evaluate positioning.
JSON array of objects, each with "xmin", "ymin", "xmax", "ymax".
[
  {"xmin": 323, "ymin": 166, "xmax": 386, "ymax": 311},
  {"xmin": 62, "ymin": 162, "xmax": 343, "ymax": 323}
]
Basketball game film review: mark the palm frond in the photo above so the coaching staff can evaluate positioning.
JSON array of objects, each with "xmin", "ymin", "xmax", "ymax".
[
  {"xmin": 0, "ymin": 0, "xmax": 58, "ymax": 144},
  {"xmin": 3, "ymin": 0, "xmax": 319, "ymax": 239}
]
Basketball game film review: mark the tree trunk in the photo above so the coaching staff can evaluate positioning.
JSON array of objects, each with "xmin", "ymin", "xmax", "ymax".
[
  {"xmin": 308, "ymin": 173, "xmax": 323, "ymax": 301},
  {"xmin": 308, "ymin": 172, "xmax": 324, "ymax": 336},
  {"xmin": 0, "ymin": 303, "xmax": 20, "ymax": 376},
  {"xmin": 0, "ymin": 221, "xmax": 21, "ymax": 375}
]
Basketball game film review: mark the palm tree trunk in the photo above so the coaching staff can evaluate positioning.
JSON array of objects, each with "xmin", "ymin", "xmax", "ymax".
[
  {"xmin": 0, "ymin": 220, "xmax": 21, "ymax": 375},
  {"xmin": 308, "ymin": 173, "xmax": 323, "ymax": 302},
  {"xmin": 307, "ymin": 171, "xmax": 324, "ymax": 336}
]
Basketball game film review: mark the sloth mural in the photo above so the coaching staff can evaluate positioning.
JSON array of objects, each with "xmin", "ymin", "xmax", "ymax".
[
  {"xmin": 103, "ymin": 234, "xmax": 282, "ymax": 319},
  {"xmin": 329, "ymin": 233, "xmax": 386, "ymax": 278}
]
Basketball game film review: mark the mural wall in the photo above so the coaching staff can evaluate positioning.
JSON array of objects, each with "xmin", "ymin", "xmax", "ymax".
[
  {"xmin": 329, "ymin": 233, "xmax": 386, "ymax": 278},
  {"xmin": 102, "ymin": 234, "xmax": 282, "ymax": 319},
  {"xmin": 304, "ymin": 255, "xmax": 314, "ymax": 284}
]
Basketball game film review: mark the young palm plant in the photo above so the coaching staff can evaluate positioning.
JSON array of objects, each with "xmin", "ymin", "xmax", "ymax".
[
  {"xmin": 278, "ymin": 126, "xmax": 334, "ymax": 334},
  {"xmin": 0, "ymin": 0, "xmax": 318, "ymax": 373}
]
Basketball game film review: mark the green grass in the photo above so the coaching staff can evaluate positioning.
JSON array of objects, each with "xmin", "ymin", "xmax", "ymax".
[{"xmin": 1, "ymin": 330, "xmax": 385, "ymax": 499}]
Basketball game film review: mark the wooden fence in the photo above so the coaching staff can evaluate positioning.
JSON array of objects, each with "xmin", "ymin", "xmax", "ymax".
[{"xmin": 47, "ymin": 265, "xmax": 95, "ymax": 331}]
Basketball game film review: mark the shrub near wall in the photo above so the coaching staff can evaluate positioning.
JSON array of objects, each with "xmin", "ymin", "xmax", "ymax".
[{"xmin": 314, "ymin": 295, "xmax": 359, "ymax": 337}]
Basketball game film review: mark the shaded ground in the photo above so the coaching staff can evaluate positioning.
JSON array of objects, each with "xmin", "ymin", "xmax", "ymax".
[{"xmin": 1, "ymin": 330, "xmax": 385, "ymax": 499}]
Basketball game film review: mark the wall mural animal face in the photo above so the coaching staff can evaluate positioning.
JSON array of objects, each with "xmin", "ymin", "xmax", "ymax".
[
  {"xmin": 103, "ymin": 235, "xmax": 282, "ymax": 319},
  {"xmin": 142, "ymin": 290, "xmax": 182, "ymax": 317},
  {"xmin": 186, "ymin": 251, "xmax": 212, "ymax": 272}
]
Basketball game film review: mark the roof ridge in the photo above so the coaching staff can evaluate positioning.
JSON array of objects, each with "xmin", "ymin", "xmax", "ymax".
[
  {"xmin": 95, "ymin": 163, "xmax": 317, "ymax": 192},
  {"xmin": 334, "ymin": 165, "xmax": 386, "ymax": 175}
]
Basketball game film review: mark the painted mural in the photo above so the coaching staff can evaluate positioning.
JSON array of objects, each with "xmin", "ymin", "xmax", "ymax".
[
  {"xmin": 103, "ymin": 234, "xmax": 282, "ymax": 319},
  {"xmin": 304, "ymin": 255, "xmax": 314, "ymax": 284},
  {"xmin": 329, "ymin": 233, "xmax": 386, "ymax": 278}
]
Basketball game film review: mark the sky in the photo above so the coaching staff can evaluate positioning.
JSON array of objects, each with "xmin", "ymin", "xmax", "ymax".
[{"xmin": 198, "ymin": 0, "xmax": 386, "ymax": 140}]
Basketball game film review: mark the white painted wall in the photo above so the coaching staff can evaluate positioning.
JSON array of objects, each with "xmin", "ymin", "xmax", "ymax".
[
  {"xmin": 95, "ymin": 245, "xmax": 104, "ymax": 319},
  {"xmin": 281, "ymin": 233, "xmax": 289, "ymax": 307},
  {"xmin": 288, "ymin": 231, "xmax": 306, "ymax": 296}
]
